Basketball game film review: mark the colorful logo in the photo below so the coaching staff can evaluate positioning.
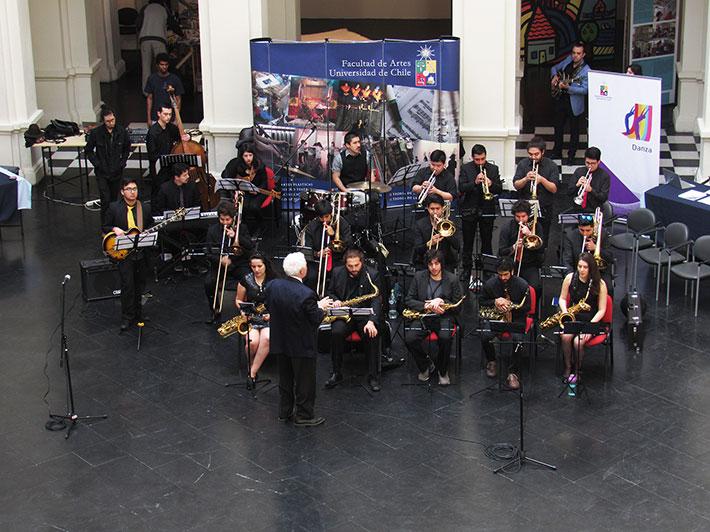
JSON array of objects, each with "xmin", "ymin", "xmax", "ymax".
[
  {"xmin": 415, "ymin": 45, "xmax": 436, "ymax": 87},
  {"xmin": 622, "ymin": 103, "xmax": 653, "ymax": 142},
  {"xmin": 599, "ymin": 85, "xmax": 608, "ymax": 96}
]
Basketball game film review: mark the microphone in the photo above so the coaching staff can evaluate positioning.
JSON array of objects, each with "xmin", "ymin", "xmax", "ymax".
[{"xmin": 63, "ymin": 274, "xmax": 71, "ymax": 285}]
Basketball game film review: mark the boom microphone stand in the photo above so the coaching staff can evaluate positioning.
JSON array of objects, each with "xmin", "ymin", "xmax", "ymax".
[{"xmin": 47, "ymin": 274, "xmax": 107, "ymax": 439}]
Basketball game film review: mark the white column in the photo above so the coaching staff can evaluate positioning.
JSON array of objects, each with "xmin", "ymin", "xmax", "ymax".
[
  {"xmin": 673, "ymin": 0, "xmax": 706, "ymax": 133},
  {"xmin": 29, "ymin": 0, "xmax": 102, "ymax": 126},
  {"xmin": 698, "ymin": 2, "xmax": 710, "ymax": 180},
  {"xmin": 452, "ymin": 0, "xmax": 521, "ymax": 186},
  {"xmin": 0, "ymin": 0, "xmax": 43, "ymax": 183},
  {"xmin": 94, "ymin": 0, "xmax": 126, "ymax": 82}
]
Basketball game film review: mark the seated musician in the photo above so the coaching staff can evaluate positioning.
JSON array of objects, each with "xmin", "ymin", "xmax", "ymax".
[
  {"xmin": 479, "ymin": 258, "xmax": 531, "ymax": 390},
  {"xmin": 562, "ymin": 214, "xmax": 614, "ymax": 293},
  {"xmin": 558, "ymin": 252, "xmax": 608, "ymax": 381},
  {"xmin": 204, "ymin": 201, "xmax": 253, "ymax": 323},
  {"xmin": 325, "ymin": 249, "xmax": 382, "ymax": 393},
  {"xmin": 103, "ymin": 177, "xmax": 154, "ymax": 332},
  {"xmin": 498, "ymin": 200, "xmax": 543, "ymax": 295},
  {"xmin": 413, "ymin": 194, "xmax": 460, "ymax": 272},
  {"xmin": 411, "ymin": 149, "xmax": 457, "ymax": 203},
  {"xmin": 236, "ymin": 253, "xmax": 278, "ymax": 389},
  {"xmin": 331, "ymin": 130, "xmax": 375, "ymax": 192},
  {"xmin": 404, "ymin": 249, "xmax": 463, "ymax": 386},
  {"xmin": 567, "ymin": 147, "xmax": 609, "ymax": 213},
  {"xmin": 155, "ymin": 162, "xmax": 202, "ymax": 215},
  {"xmin": 303, "ymin": 199, "xmax": 351, "ymax": 290}
]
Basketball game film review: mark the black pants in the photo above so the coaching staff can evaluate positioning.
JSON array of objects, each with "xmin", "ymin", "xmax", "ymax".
[
  {"xmin": 539, "ymin": 206, "xmax": 554, "ymax": 252},
  {"xmin": 553, "ymin": 97, "xmax": 583, "ymax": 159},
  {"xmin": 278, "ymin": 354, "xmax": 316, "ymax": 420},
  {"xmin": 97, "ymin": 176, "xmax": 121, "ymax": 225},
  {"xmin": 461, "ymin": 215, "xmax": 495, "ymax": 269},
  {"xmin": 204, "ymin": 262, "xmax": 248, "ymax": 311},
  {"xmin": 405, "ymin": 317, "xmax": 453, "ymax": 376},
  {"xmin": 330, "ymin": 318, "xmax": 379, "ymax": 377},
  {"xmin": 481, "ymin": 326, "xmax": 525, "ymax": 374},
  {"xmin": 117, "ymin": 254, "xmax": 148, "ymax": 322}
]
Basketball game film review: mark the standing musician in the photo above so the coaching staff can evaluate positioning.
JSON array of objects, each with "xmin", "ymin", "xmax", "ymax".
[
  {"xmin": 146, "ymin": 104, "xmax": 189, "ymax": 204},
  {"xmin": 562, "ymin": 214, "xmax": 614, "ymax": 297},
  {"xmin": 411, "ymin": 149, "xmax": 457, "ymax": 203},
  {"xmin": 155, "ymin": 162, "xmax": 202, "ymax": 215},
  {"xmin": 413, "ymin": 194, "xmax": 460, "ymax": 272},
  {"xmin": 236, "ymin": 253, "xmax": 278, "ymax": 390},
  {"xmin": 512, "ymin": 136, "xmax": 560, "ymax": 248},
  {"xmin": 550, "ymin": 42, "xmax": 590, "ymax": 165},
  {"xmin": 266, "ymin": 252, "xmax": 333, "ymax": 426},
  {"xmin": 303, "ymin": 199, "xmax": 352, "ymax": 289},
  {"xmin": 458, "ymin": 144, "xmax": 502, "ymax": 281},
  {"xmin": 558, "ymin": 253, "xmax": 608, "ymax": 381},
  {"xmin": 325, "ymin": 249, "xmax": 382, "ymax": 393},
  {"xmin": 103, "ymin": 177, "xmax": 154, "ymax": 332},
  {"xmin": 222, "ymin": 143, "xmax": 275, "ymax": 230},
  {"xmin": 331, "ymin": 130, "xmax": 375, "ymax": 192},
  {"xmin": 498, "ymin": 200, "xmax": 543, "ymax": 294},
  {"xmin": 404, "ymin": 249, "xmax": 463, "ymax": 386},
  {"xmin": 479, "ymin": 258, "xmax": 531, "ymax": 390},
  {"xmin": 568, "ymin": 147, "xmax": 610, "ymax": 213},
  {"xmin": 204, "ymin": 201, "xmax": 253, "ymax": 323}
]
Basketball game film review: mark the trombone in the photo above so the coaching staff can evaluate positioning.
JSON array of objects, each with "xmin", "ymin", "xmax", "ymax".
[
  {"xmin": 530, "ymin": 160, "xmax": 539, "ymax": 200},
  {"xmin": 417, "ymin": 170, "xmax": 436, "ymax": 206},
  {"xmin": 316, "ymin": 207, "xmax": 333, "ymax": 298},
  {"xmin": 574, "ymin": 168, "xmax": 592, "ymax": 206},
  {"xmin": 331, "ymin": 194, "xmax": 345, "ymax": 254},
  {"xmin": 427, "ymin": 214, "xmax": 456, "ymax": 250},
  {"xmin": 480, "ymin": 165, "xmax": 493, "ymax": 201},
  {"xmin": 213, "ymin": 192, "xmax": 243, "ymax": 314},
  {"xmin": 592, "ymin": 207, "xmax": 607, "ymax": 269}
]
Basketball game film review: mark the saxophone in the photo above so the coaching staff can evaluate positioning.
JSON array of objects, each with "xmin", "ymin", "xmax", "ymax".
[
  {"xmin": 322, "ymin": 272, "xmax": 379, "ymax": 324},
  {"xmin": 479, "ymin": 288, "xmax": 528, "ymax": 322},
  {"xmin": 218, "ymin": 303, "xmax": 266, "ymax": 338},
  {"xmin": 539, "ymin": 283, "xmax": 591, "ymax": 330},
  {"xmin": 403, "ymin": 296, "xmax": 466, "ymax": 319}
]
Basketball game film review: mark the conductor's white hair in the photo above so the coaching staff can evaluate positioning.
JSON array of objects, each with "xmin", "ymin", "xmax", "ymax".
[{"xmin": 283, "ymin": 252, "xmax": 306, "ymax": 277}]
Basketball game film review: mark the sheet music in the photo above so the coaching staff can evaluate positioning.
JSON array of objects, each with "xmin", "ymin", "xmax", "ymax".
[{"xmin": 678, "ymin": 189, "xmax": 707, "ymax": 201}]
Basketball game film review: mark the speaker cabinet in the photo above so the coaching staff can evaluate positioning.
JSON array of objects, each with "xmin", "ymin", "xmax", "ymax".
[{"xmin": 80, "ymin": 258, "xmax": 121, "ymax": 302}]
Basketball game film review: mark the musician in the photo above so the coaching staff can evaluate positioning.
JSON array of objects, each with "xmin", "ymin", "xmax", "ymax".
[
  {"xmin": 331, "ymin": 131, "xmax": 375, "ymax": 192},
  {"xmin": 411, "ymin": 149, "xmax": 457, "ymax": 202},
  {"xmin": 266, "ymin": 252, "xmax": 333, "ymax": 426},
  {"xmin": 458, "ymin": 144, "xmax": 502, "ymax": 280},
  {"xmin": 155, "ymin": 162, "xmax": 201, "ymax": 215},
  {"xmin": 236, "ymin": 253, "xmax": 277, "ymax": 389},
  {"xmin": 303, "ymin": 200, "xmax": 352, "ymax": 288},
  {"xmin": 404, "ymin": 249, "xmax": 463, "ymax": 386},
  {"xmin": 562, "ymin": 214, "xmax": 614, "ymax": 296},
  {"xmin": 512, "ymin": 136, "xmax": 560, "ymax": 247},
  {"xmin": 144, "ymin": 53, "xmax": 184, "ymax": 126},
  {"xmin": 498, "ymin": 200, "xmax": 543, "ymax": 294},
  {"xmin": 550, "ymin": 42, "xmax": 590, "ymax": 165},
  {"xmin": 85, "ymin": 106, "xmax": 131, "ymax": 225},
  {"xmin": 222, "ymin": 143, "xmax": 275, "ymax": 230},
  {"xmin": 479, "ymin": 258, "xmax": 531, "ymax": 390},
  {"xmin": 146, "ymin": 104, "xmax": 189, "ymax": 204},
  {"xmin": 559, "ymin": 253, "xmax": 608, "ymax": 381},
  {"xmin": 568, "ymin": 147, "xmax": 610, "ymax": 213},
  {"xmin": 204, "ymin": 201, "xmax": 253, "ymax": 322},
  {"xmin": 103, "ymin": 177, "xmax": 154, "ymax": 332},
  {"xmin": 325, "ymin": 249, "xmax": 382, "ymax": 392},
  {"xmin": 413, "ymin": 194, "xmax": 460, "ymax": 272}
]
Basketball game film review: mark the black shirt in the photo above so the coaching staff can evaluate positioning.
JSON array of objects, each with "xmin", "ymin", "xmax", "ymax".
[
  {"xmin": 458, "ymin": 161, "xmax": 502, "ymax": 215},
  {"xmin": 85, "ymin": 124, "xmax": 131, "ymax": 179},
  {"xmin": 144, "ymin": 72, "xmax": 185, "ymax": 121},
  {"xmin": 155, "ymin": 180, "xmax": 201, "ymax": 214},
  {"xmin": 567, "ymin": 166, "xmax": 610, "ymax": 213},
  {"xmin": 480, "ymin": 275, "xmax": 530, "ymax": 323},
  {"xmin": 512, "ymin": 157, "xmax": 560, "ymax": 210},
  {"xmin": 412, "ymin": 167, "xmax": 458, "ymax": 199},
  {"xmin": 146, "ymin": 122, "xmax": 180, "ymax": 177}
]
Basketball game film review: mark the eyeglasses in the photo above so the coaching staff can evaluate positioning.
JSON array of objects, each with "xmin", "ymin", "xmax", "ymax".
[{"xmin": 123, "ymin": 186, "xmax": 138, "ymax": 191}]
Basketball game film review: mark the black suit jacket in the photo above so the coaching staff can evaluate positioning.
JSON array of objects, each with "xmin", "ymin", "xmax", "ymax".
[
  {"xmin": 498, "ymin": 218, "xmax": 544, "ymax": 267},
  {"xmin": 567, "ymin": 166, "xmax": 610, "ymax": 213},
  {"xmin": 480, "ymin": 275, "xmax": 530, "ymax": 323},
  {"xmin": 103, "ymin": 200, "xmax": 154, "ymax": 234},
  {"xmin": 304, "ymin": 216, "xmax": 352, "ymax": 254},
  {"xmin": 413, "ymin": 215, "xmax": 460, "ymax": 270},
  {"xmin": 265, "ymin": 277, "xmax": 324, "ymax": 358},
  {"xmin": 562, "ymin": 227, "xmax": 614, "ymax": 273},
  {"xmin": 155, "ymin": 180, "xmax": 202, "ymax": 214},
  {"xmin": 458, "ymin": 161, "xmax": 502, "ymax": 216},
  {"xmin": 405, "ymin": 270, "xmax": 463, "ymax": 316},
  {"xmin": 85, "ymin": 124, "xmax": 131, "ymax": 179},
  {"xmin": 206, "ymin": 222, "xmax": 253, "ymax": 265},
  {"xmin": 327, "ymin": 265, "xmax": 382, "ymax": 320}
]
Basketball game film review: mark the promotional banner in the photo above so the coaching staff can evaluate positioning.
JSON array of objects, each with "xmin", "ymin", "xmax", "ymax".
[
  {"xmin": 588, "ymin": 70, "xmax": 661, "ymax": 212},
  {"xmin": 249, "ymin": 38, "xmax": 460, "ymax": 210}
]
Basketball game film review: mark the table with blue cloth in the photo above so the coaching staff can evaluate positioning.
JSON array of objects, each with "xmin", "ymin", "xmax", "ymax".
[{"xmin": 645, "ymin": 182, "xmax": 710, "ymax": 240}]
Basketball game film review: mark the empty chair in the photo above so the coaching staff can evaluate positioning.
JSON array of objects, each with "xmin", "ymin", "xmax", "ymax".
[
  {"xmin": 637, "ymin": 222, "xmax": 691, "ymax": 302},
  {"xmin": 608, "ymin": 208, "xmax": 659, "ymax": 290},
  {"xmin": 669, "ymin": 235, "xmax": 710, "ymax": 317}
]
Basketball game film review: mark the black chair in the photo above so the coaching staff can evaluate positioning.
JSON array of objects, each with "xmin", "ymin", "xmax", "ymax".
[
  {"xmin": 118, "ymin": 8, "xmax": 138, "ymax": 35},
  {"xmin": 608, "ymin": 208, "xmax": 660, "ymax": 290},
  {"xmin": 669, "ymin": 235, "xmax": 710, "ymax": 317},
  {"xmin": 637, "ymin": 222, "xmax": 691, "ymax": 302}
]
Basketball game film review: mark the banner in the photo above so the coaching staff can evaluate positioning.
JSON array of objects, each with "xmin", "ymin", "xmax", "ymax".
[
  {"xmin": 249, "ymin": 38, "xmax": 460, "ymax": 209},
  {"xmin": 588, "ymin": 70, "xmax": 661, "ymax": 212}
]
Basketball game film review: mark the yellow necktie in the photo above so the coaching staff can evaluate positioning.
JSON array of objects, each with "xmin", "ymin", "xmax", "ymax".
[{"xmin": 127, "ymin": 205, "xmax": 137, "ymax": 230}]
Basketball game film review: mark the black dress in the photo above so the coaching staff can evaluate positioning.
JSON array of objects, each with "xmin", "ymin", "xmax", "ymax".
[
  {"xmin": 568, "ymin": 275, "xmax": 598, "ymax": 323},
  {"xmin": 242, "ymin": 272, "xmax": 268, "ymax": 329}
]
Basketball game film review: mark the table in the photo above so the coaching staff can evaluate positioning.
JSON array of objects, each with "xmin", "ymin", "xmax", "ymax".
[{"xmin": 645, "ymin": 182, "xmax": 710, "ymax": 240}]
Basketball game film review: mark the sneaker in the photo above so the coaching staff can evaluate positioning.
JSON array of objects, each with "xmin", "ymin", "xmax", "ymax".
[
  {"xmin": 418, "ymin": 363, "xmax": 435, "ymax": 382},
  {"xmin": 438, "ymin": 373, "xmax": 450, "ymax": 386},
  {"xmin": 293, "ymin": 416, "xmax": 326, "ymax": 427},
  {"xmin": 485, "ymin": 361, "xmax": 497, "ymax": 378},
  {"xmin": 324, "ymin": 372, "xmax": 343, "ymax": 389},
  {"xmin": 507, "ymin": 373, "xmax": 520, "ymax": 390},
  {"xmin": 368, "ymin": 375, "xmax": 381, "ymax": 392}
]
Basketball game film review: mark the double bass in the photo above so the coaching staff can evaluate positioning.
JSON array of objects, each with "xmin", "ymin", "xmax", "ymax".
[{"xmin": 166, "ymin": 85, "xmax": 221, "ymax": 210}]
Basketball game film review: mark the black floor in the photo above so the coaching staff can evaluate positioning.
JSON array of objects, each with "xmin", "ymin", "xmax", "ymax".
[{"xmin": 1, "ymin": 176, "xmax": 710, "ymax": 531}]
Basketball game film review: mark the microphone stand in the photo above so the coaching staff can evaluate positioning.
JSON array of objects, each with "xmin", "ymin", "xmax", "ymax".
[{"xmin": 47, "ymin": 275, "xmax": 107, "ymax": 439}]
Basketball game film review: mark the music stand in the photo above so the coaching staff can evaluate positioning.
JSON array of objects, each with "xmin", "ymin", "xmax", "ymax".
[
  {"xmin": 383, "ymin": 163, "xmax": 423, "ymax": 242},
  {"xmin": 557, "ymin": 211, "xmax": 582, "ymax": 266},
  {"xmin": 158, "ymin": 154, "xmax": 201, "ymax": 174},
  {"xmin": 224, "ymin": 302, "xmax": 273, "ymax": 395},
  {"xmin": 557, "ymin": 321, "xmax": 608, "ymax": 402}
]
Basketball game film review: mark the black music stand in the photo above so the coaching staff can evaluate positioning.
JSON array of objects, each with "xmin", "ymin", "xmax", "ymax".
[
  {"xmin": 557, "ymin": 321, "xmax": 608, "ymax": 402},
  {"xmin": 224, "ymin": 303, "xmax": 273, "ymax": 396},
  {"xmin": 382, "ymin": 163, "xmax": 422, "ymax": 243}
]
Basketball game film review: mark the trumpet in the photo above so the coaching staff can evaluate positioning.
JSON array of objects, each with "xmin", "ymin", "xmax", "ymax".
[
  {"xmin": 530, "ymin": 160, "xmax": 539, "ymax": 200},
  {"xmin": 428, "ymin": 215, "xmax": 456, "ymax": 250},
  {"xmin": 574, "ymin": 168, "xmax": 592, "ymax": 206},
  {"xmin": 403, "ymin": 296, "xmax": 466, "ymax": 320},
  {"xmin": 480, "ymin": 165, "xmax": 493, "ymax": 201},
  {"xmin": 213, "ymin": 192, "xmax": 243, "ymax": 314},
  {"xmin": 417, "ymin": 170, "xmax": 436, "ymax": 206}
]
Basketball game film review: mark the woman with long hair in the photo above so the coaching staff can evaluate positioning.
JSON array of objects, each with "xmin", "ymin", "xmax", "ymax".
[
  {"xmin": 235, "ymin": 253, "xmax": 277, "ymax": 389},
  {"xmin": 558, "ymin": 252, "xmax": 608, "ymax": 380}
]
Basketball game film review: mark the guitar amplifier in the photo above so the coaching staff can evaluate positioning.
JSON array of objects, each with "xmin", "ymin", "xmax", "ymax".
[{"xmin": 80, "ymin": 258, "xmax": 121, "ymax": 301}]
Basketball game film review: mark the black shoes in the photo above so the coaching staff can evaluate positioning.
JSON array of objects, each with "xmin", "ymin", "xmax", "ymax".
[
  {"xmin": 205, "ymin": 312, "xmax": 221, "ymax": 325},
  {"xmin": 120, "ymin": 319, "xmax": 130, "ymax": 332},
  {"xmin": 293, "ymin": 416, "xmax": 326, "ymax": 427},
  {"xmin": 278, "ymin": 414, "xmax": 293, "ymax": 423},
  {"xmin": 325, "ymin": 372, "xmax": 343, "ymax": 389},
  {"xmin": 368, "ymin": 375, "xmax": 381, "ymax": 392},
  {"xmin": 246, "ymin": 376, "xmax": 255, "ymax": 391}
]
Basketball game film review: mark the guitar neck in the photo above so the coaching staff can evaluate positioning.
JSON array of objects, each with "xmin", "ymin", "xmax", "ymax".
[{"xmin": 169, "ymin": 93, "xmax": 187, "ymax": 141}]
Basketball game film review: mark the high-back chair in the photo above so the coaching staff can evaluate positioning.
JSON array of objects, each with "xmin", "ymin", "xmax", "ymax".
[
  {"xmin": 637, "ymin": 222, "xmax": 691, "ymax": 302},
  {"xmin": 669, "ymin": 235, "xmax": 710, "ymax": 317}
]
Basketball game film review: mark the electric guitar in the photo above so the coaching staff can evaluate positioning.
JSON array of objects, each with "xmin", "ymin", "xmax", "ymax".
[{"xmin": 102, "ymin": 208, "xmax": 186, "ymax": 261}]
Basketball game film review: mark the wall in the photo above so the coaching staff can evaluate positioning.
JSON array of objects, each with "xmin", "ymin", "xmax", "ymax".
[{"xmin": 300, "ymin": 0, "xmax": 450, "ymax": 19}]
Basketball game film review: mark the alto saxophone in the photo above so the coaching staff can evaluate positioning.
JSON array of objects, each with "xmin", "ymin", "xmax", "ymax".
[
  {"xmin": 479, "ymin": 288, "xmax": 528, "ymax": 322},
  {"xmin": 539, "ymin": 283, "xmax": 592, "ymax": 330},
  {"xmin": 403, "ymin": 296, "xmax": 466, "ymax": 320},
  {"xmin": 322, "ymin": 272, "xmax": 379, "ymax": 324},
  {"xmin": 218, "ymin": 303, "xmax": 266, "ymax": 338}
]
